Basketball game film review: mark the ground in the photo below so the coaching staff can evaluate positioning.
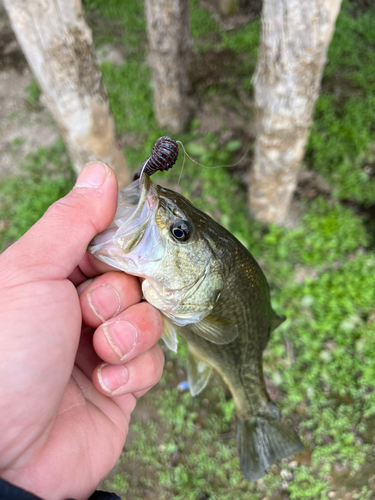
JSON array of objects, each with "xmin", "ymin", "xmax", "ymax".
[
  {"xmin": 0, "ymin": 2, "xmax": 59, "ymax": 177},
  {"xmin": 1, "ymin": 1, "xmax": 375, "ymax": 499}
]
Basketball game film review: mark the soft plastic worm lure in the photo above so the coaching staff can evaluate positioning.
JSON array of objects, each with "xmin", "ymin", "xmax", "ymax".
[{"xmin": 133, "ymin": 136, "xmax": 179, "ymax": 181}]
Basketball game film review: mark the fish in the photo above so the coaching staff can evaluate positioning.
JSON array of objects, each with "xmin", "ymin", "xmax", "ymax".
[{"xmin": 88, "ymin": 173, "xmax": 303, "ymax": 482}]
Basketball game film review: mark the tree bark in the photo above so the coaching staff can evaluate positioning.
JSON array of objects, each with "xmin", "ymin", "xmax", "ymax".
[
  {"xmin": 145, "ymin": 0, "xmax": 190, "ymax": 133},
  {"xmin": 3, "ymin": 0, "xmax": 130, "ymax": 188},
  {"xmin": 249, "ymin": 0, "xmax": 342, "ymax": 224}
]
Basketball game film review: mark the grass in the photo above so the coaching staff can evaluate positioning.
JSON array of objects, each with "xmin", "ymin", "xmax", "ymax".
[
  {"xmin": 0, "ymin": 140, "xmax": 75, "ymax": 251},
  {"xmin": 306, "ymin": 0, "xmax": 375, "ymax": 205},
  {"xmin": 25, "ymin": 78, "xmax": 41, "ymax": 107},
  {"xmin": 1, "ymin": 0, "xmax": 375, "ymax": 498}
]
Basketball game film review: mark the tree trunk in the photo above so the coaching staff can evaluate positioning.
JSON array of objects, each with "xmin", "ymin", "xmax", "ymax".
[
  {"xmin": 218, "ymin": 0, "xmax": 262, "ymax": 17},
  {"xmin": 145, "ymin": 0, "xmax": 190, "ymax": 133},
  {"xmin": 249, "ymin": 0, "xmax": 342, "ymax": 224},
  {"xmin": 3, "ymin": 0, "xmax": 130, "ymax": 188}
]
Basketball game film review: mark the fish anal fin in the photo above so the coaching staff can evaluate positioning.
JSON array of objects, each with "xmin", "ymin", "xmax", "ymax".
[
  {"xmin": 189, "ymin": 315, "xmax": 238, "ymax": 345},
  {"xmin": 236, "ymin": 411, "xmax": 303, "ymax": 482},
  {"xmin": 187, "ymin": 350, "xmax": 212, "ymax": 396},
  {"xmin": 162, "ymin": 317, "xmax": 178, "ymax": 353}
]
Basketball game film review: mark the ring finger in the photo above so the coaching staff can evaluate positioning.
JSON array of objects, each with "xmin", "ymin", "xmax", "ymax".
[{"xmin": 92, "ymin": 344, "xmax": 164, "ymax": 397}]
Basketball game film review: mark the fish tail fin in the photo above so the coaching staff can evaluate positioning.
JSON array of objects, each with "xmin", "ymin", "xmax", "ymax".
[{"xmin": 236, "ymin": 412, "xmax": 303, "ymax": 482}]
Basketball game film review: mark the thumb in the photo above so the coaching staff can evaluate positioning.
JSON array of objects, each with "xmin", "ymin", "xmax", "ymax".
[{"xmin": 1, "ymin": 162, "xmax": 119, "ymax": 285}]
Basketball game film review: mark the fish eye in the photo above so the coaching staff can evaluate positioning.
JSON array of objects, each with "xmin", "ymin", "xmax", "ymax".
[{"xmin": 170, "ymin": 219, "xmax": 192, "ymax": 242}]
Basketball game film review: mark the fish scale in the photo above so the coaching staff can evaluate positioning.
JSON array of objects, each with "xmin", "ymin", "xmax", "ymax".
[{"xmin": 178, "ymin": 238, "xmax": 272, "ymax": 417}]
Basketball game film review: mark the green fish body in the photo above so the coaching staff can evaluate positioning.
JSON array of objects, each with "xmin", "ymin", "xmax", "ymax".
[{"xmin": 89, "ymin": 175, "xmax": 303, "ymax": 481}]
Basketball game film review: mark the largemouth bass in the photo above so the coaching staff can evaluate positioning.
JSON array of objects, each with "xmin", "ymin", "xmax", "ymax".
[{"xmin": 89, "ymin": 174, "xmax": 303, "ymax": 481}]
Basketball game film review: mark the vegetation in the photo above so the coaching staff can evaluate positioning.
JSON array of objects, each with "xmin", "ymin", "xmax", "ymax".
[
  {"xmin": 0, "ymin": 140, "xmax": 75, "ymax": 250},
  {"xmin": 306, "ymin": 1, "xmax": 375, "ymax": 205},
  {"xmin": 1, "ymin": 0, "xmax": 375, "ymax": 498}
]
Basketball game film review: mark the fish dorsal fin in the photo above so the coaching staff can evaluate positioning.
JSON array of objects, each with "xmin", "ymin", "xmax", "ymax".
[
  {"xmin": 189, "ymin": 315, "xmax": 238, "ymax": 345},
  {"xmin": 271, "ymin": 312, "xmax": 286, "ymax": 333},
  {"xmin": 162, "ymin": 317, "xmax": 179, "ymax": 353},
  {"xmin": 187, "ymin": 350, "xmax": 212, "ymax": 396}
]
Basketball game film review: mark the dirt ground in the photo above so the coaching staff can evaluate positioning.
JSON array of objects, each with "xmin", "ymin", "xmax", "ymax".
[
  {"xmin": 0, "ymin": 2, "xmax": 60, "ymax": 178},
  {"xmin": 0, "ymin": 2, "xmax": 126, "ymax": 180}
]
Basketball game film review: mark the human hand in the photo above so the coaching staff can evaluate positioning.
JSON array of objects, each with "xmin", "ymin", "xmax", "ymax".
[{"xmin": 0, "ymin": 163, "xmax": 164, "ymax": 500}]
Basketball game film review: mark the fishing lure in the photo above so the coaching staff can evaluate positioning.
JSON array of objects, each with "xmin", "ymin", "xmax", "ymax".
[{"xmin": 133, "ymin": 136, "xmax": 179, "ymax": 180}]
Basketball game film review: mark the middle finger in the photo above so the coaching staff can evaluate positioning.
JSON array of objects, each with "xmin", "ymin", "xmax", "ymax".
[{"xmin": 79, "ymin": 271, "xmax": 142, "ymax": 327}]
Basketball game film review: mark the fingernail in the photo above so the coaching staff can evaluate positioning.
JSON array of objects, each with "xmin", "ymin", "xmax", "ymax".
[
  {"xmin": 87, "ymin": 284, "xmax": 121, "ymax": 322},
  {"xmin": 102, "ymin": 321, "xmax": 139, "ymax": 361},
  {"xmin": 75, "ymin": 162, "xmax": 109, "ymax": 188},
  {"xmin": 98, "ymin": 363, "xmax": 129, "ymax": 394}
]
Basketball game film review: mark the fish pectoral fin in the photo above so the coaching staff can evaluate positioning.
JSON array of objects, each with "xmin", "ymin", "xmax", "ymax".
[
  {"xmin": 162, "ymin": 317, "xmax": 179, "ymax": 353},
  {"xmin": 187, "ymin": 350, "xmax": 212, "ymax": 396},
  {"xmin": 189, "ymin": 315, "xmax": 238, "ymax": 345}
]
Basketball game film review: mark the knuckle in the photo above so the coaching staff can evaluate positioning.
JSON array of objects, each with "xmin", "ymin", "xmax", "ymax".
[
  {"xmin": 152, "ymin": 346, "xmax": 165, "ymax": 380},
  {"xmin": 143, "ymin": 347, "xmax": 164, "ymax": 384},
  {"xmin": 144, "ymin": 304, "xmax": 164, "ymax": 338},
  {"xmin": 48, "ymin": 194, "xmax": 101, "ymax": 235},
  {"xmin": 153, "ymin": 309, "xmax": 164, "ymax": 337}
]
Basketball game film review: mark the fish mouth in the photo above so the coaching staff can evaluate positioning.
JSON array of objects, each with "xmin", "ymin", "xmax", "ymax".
[{"xmin": 88, "ymin": 174, "xmax": 163, "ymax": 274}]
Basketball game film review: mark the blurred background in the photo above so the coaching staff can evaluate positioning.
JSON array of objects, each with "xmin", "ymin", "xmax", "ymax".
[{"xmin": 0, "ymin": 0, "xmax": 375, "ymax": 498}]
